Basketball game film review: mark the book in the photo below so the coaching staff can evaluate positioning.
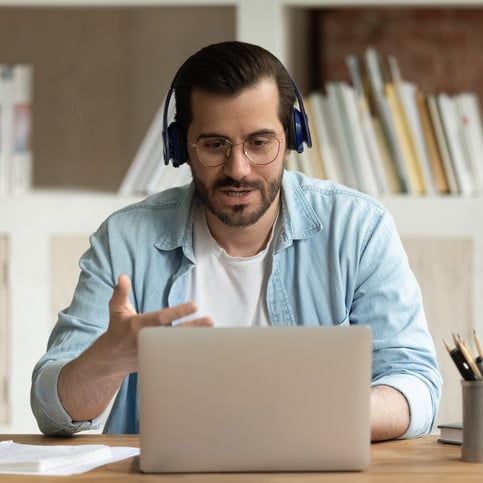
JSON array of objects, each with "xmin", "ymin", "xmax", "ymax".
[
  {"xmin": 455, "ymin": 92, "xmax": 483, "ymax": 196},
  {"xmin": 438, "ymin": 422, "xmax": 463, "ymax": 445},
  {"xmin": 426, "ymin": 93, "xmax": 459, "ymax": 195},
  {"xmin": 325, "ymin": 82, "xmax": 358, "ymax": 191},
  {"xmin": 385, "ymin": 82, "xmax": 425, "ymax": 195},
  {"xmin": 301, "ymin": 95, "xmax": 326, "ymax": 180},
  {"xmin": 307, "ymin": 91, "xmax": 346, "ymax": 184},
  {"xmin": 415, "ymin": 91, "xmax": 450, "ymax": 194},
  {"xmin": 395, "ymin": 81, "xmax": 436, "ymax": 195},
  {"xmin": 0, "ymin": 64, "xmax": 14, "ymax": 196},
  {"xmin": 346, "ymin": 53, "xmax": 391, "ymax": 194},
  {"xmin": 337, "ymin": 81, "xmax": 379, "ymax": 195},
  {"xmin": 118, "ymin": 97, "xmax": 167, "ymax": 194},
  {"xmin": 11, "ymin": 64, "xmax": 33, "ymax": 194},
  {"xmin": 387, "ymin": 55, "xmax": 435, "ymax": 195},
  {"xmin": 372, "ymin": 117, "xmax": 402, "ymax": 193},
  {"xmin": 437, "ymin": 93, "xmax": 477, "ymax": 196},
  {"xmin": 363, "ymin": 47, "xmax": 410, "ymax": 193},
  {"xmin": 0, "ymin": 440, "xmax": 112, "ymax": 473}
]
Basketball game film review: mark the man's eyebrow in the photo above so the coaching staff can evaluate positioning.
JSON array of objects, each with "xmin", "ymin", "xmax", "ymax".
[
  {"xmin": 196, "ymin": 132, "xmax": 227, "ymax": 140},
  {"xmin": 196, "ymin": 129, "xmax": 278, "ymax": 141}
]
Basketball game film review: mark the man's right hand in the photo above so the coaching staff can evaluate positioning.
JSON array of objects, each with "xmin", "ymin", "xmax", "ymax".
[{"xmin": 57, "ymin": 274, "xmax": 213, "ymax": 422}]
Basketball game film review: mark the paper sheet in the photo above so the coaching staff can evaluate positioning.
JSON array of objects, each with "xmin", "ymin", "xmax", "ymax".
[{"xmin": 0, "ymin": 440, "xmax": 140, "ymax": 476}]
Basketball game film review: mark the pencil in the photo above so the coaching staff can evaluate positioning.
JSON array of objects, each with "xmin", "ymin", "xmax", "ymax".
[
  {"xmin": 443, "ymin": 338, "xmax": 453, "ymax": 353},
  {"xmin": 457, "ymin": 337, "xmax": 483, "ymax": 380},
  {"xmin": 443, "ymin": 338, "xmax": 478, "ymax": 381},
  {"xmin": 473, "ymin": 329, "xmax": 483, "ymax": 359}
]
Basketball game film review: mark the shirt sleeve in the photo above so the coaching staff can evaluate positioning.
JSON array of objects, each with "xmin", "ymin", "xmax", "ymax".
[
  {"xmin": 352, "ymin": 207, "xmax": 442, "ymax": 437},
  {"xmin": 372, "ymin": 374, "xmax": 436, "ymax": 438},
  {"xmin": 30, "ymin": 360, "xmax": 102, "ymax": 436}
]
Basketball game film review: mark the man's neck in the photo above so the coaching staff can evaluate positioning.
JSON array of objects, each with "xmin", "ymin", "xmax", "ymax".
[{"xmin": 204, "ymin": 198, "xmax": 280, "ymax": 258}]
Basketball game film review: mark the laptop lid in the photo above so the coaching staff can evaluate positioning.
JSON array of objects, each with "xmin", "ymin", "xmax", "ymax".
[{"xmin": 138, "ymin": 325, "xmax": 372, "ymax": 473}]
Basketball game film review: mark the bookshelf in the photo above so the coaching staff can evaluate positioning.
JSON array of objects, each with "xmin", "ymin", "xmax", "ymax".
[{"xmin": 0, "ymin": 0, "xmax": 482, "ymax": 433}]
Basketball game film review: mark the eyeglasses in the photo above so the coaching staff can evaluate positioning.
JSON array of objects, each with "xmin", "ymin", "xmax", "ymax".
[{"xmin": 190, "ymin": 134, "xmax": 283, "ymax": 167}]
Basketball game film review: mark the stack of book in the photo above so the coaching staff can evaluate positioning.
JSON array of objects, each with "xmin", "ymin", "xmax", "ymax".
[
  {"xmin": 287, "ymin": 47, "xmax": 483, "ymax": 197},
  {"xmin": 0, "ymin": 64, "xmax": 33, "ymax": 196}
]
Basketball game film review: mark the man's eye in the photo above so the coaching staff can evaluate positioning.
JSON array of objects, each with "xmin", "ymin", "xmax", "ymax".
[
  {"xmin": 247, "ymin": 137, "xmax": 273, "ymax": 150},
  {"xmin": 203, "ymin": 139, "xmax": 227, "ymax": 151}
]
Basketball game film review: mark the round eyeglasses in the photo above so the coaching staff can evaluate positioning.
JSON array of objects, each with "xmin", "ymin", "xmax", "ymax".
[{"xmin": 190, "ymin": 134, "xmax": 283, "ymax": 167}]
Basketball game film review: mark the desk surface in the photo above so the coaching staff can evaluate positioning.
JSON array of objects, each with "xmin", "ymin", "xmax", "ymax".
[{"xmin": 0, "ymin": 434, "xmax": 480, "ymax": 482}]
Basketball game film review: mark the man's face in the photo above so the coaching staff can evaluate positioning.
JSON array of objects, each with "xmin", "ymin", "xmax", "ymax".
[{"xmin": 187, "ymin": 78, "xmax": 286, "ymax": 228}]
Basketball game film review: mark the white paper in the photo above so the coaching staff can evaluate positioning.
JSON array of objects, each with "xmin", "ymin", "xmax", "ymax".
[{"xmin": 0, "ymin": 440, "xmax": 139, "ymax": 476}]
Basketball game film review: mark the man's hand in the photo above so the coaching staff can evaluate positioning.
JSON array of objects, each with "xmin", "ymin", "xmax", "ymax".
[
  {"xmin": 102, "ymin": 274, "xmax": 213, "ymax": 375},
  {"xmin": 57, "ymin": 274, "xmax": 213, "ymax": 422}
]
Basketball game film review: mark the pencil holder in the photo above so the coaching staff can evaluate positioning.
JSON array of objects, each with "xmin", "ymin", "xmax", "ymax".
[{"xmin": 462, "ymin": 380, "xmax": 483, "ymax": 463}]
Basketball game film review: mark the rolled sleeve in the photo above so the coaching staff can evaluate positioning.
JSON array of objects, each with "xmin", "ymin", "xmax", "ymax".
[
  {"xmin": 30, "ymin": 359, "xmax": 102, "ymax": 436},
  {"xmin": 373, "ymin": 374, "xmax": 437, "ymax": 438}
]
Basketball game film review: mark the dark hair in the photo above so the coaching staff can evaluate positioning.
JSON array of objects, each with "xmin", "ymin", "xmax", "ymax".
[{"xmin": 172, "ymin": 41, "xmax": 296, "ymax": 163}]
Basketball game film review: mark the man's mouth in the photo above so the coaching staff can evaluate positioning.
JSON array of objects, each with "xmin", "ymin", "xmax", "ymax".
[{"xmin": 223, "ymin": 189, "xmax": 253, "ymax": 197}]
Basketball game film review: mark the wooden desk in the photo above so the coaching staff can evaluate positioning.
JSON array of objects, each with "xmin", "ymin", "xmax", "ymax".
[{"xmin": 0, "ymin": 434, "xmax": 480, "ymax": 482}]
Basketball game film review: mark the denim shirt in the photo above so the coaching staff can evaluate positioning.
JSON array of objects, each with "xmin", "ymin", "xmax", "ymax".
[{"xmin": 31, "ymin": 170, "xmax": 441, "ymax": 438}]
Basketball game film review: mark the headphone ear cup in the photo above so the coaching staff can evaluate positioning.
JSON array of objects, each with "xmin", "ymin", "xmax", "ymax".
[
  {"xmin": 165, "ymin": 121, "xmax": 184, "ymax": 168},
  {"xmin": 289, "ymin": 80, "xmax": 312, "ymax": 154},
  {"xmin": 292, "ymin": 108, "xmax": 305, "ymax": 154}
]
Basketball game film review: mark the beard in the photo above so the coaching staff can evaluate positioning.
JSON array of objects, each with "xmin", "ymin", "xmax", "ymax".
[{"xmin": 192, "ymin": 171, "xmax": 283, "ymax": 228}]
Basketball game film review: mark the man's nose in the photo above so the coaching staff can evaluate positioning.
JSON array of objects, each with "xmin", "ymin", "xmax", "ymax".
[{"xmin": 223, "ymin": 142, "xmax": 251, "ymax": 179}]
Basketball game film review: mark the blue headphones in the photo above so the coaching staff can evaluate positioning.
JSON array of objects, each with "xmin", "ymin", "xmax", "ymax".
[{"xmin": 162, "ymin": 79, "xmax": 312, "ymax": 168}]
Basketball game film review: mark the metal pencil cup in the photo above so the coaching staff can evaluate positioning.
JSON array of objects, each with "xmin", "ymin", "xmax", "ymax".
[{"xmin": 462, "ymin": 380, "xmax": 483, "ymax": 463}]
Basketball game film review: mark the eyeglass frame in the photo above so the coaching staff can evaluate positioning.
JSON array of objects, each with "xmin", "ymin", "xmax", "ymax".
[{"xmin": 189, "ymin": 133, "xmax": 284, "ymax": 167}]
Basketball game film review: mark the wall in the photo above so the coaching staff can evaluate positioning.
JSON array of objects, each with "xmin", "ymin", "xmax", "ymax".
[
  {"xmin": 310, "ymin": 7, "xmax": 483, "ymax": 100},
  {"xmin": 0, "ymin": 6, "xmax": 235, "ymax": 191}
]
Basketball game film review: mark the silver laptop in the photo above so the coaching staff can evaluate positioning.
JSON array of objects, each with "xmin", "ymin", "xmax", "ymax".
[{"xmin": 138, "ymin": 325, "xmax": 372, "ymax": 473}]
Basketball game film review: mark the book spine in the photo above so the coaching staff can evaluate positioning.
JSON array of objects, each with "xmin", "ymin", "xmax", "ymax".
[{"xmin": 0, "ymin": 65, "xmax": 14, "ymax": 196}]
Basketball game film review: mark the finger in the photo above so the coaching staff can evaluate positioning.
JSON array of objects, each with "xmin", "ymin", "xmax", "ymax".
[
  {"xmin": 177, "ymin": 317, "xmax": 214, "ymax": 328},
  {"xmin": 140, "ymin": 302, "xmax": 202, "ymax": 327},
  {"xmin": 109, "ymin": 274, "xmax": 135, "ymax": 314}
]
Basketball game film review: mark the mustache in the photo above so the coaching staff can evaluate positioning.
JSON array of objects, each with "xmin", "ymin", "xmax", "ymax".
[{"xmin": 213, "ymin": 177, "xmax": 264, "ymax": 191}]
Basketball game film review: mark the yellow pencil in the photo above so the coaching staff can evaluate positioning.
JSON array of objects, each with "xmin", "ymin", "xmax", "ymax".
[
  {"xmin": 473, "ymin": 329, "xmax": 483, "ymax": 359},
  {"xmin": 457, "ymin": 338, "xmax": 483, "ymax": 380}
]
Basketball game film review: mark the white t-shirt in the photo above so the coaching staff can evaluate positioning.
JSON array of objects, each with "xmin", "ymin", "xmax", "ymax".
[{"xmin": 184, "ymin": 208, "xmax": 278, "ymax": 327}]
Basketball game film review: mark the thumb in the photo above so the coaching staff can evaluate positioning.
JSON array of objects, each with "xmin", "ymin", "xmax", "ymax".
[{"xmin": 109, "ymin": 274, "xmax": 136, "ymax": 314}]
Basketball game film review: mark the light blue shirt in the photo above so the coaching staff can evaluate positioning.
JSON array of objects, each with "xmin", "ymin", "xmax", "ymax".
[{"xmin": 31, "ymin": 170, "xmax": 441, "ymax": 437}]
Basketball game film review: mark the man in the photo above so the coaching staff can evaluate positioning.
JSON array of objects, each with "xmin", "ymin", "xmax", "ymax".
[{"xmin": 31, "ymin": 41, "xmax": 441, "ymax": 441}]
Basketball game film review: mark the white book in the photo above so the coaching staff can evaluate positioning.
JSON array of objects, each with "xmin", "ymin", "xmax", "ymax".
[
  {"xmin": 11, "ymin": 64, "xmax": 33, "ymax": 194},
  {"xmin": 438, "ymin": 93, "xmax": 477, "ymax": 196},
  {"xmin": 338, "ymin": 82, "xmax": 379, "ymax": 195},
  {"xmin": 325, "ymin": 82, "xmax": 358, "ymax": 190},
  {"xmin": 455, "ymin": 93, "xmax": 483, "ymax": 195},
  {"xmin": 0, "ymin": 65, "xmax": 14, "ymax": 196},
  {"xmin": 307, "ymin": 92, "xmax": 345, "ymax": 184},
  {"xmin": 151, "ymin": 162, "xmax": 192, "ymax": 193},
  {"xmin": 119, "ymin": 97, "xmax": 167, "ymax": 194}
]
